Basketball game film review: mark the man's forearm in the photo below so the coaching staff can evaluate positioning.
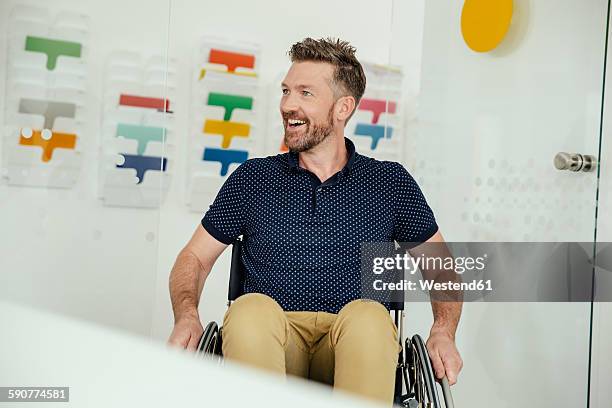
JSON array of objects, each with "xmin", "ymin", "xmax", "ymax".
[
  {"xmin": 417, "ymin": 261, "xmax": 463, "ymax": 338},
  {"xmin": 428, "ymin": 267, "xmax": 463, "ymax": 339},
  {"xmin": 169, "ymin": 249, "xmax": 209, "ymax": 322},
  {"xmin": 430, "ymin": 300, "xmax": 462, "ymax": 339},
  {"xmin": 409, "ymin": 238, "xmax": 462, "ymax": 338}
]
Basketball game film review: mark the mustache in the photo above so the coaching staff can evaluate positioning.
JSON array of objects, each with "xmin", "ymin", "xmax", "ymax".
[{"xmin": 282, "ymin": 112, "xmax": 308, "ymax": 121}]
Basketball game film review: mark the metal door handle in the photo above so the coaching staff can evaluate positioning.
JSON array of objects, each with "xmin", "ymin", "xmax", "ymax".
[{"xmin": 553, "ymin": 152, "xmax": 597, "ymax": 172}]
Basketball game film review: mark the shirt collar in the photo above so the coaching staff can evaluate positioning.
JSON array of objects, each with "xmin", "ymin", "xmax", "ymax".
[{"xmin": 288, "ymin": 137, "xmax": 357, "ymax": 173}]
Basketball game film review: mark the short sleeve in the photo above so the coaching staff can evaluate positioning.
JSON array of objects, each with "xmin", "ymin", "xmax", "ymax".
[
  {"xmin": 392, "ymin": 163, "xmax": 439, "ymax": 245},
  {"xmin": 201, "ymin": 165, "xmax": 246, "ymax": 245}
]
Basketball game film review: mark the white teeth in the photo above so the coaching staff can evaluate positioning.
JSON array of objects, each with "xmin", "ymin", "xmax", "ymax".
[{"xmin": 288, "ymin": 119, "xmax": 306, "ymax": 125}]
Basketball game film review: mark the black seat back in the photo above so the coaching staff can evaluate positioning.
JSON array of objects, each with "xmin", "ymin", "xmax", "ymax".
[
  {"xmin": 228, "ymin": 237, "xmax": 246, "ymax": 301},
  {"xmin": 389, "ymin": 299, "xmax": 405, "ymax": 311}
]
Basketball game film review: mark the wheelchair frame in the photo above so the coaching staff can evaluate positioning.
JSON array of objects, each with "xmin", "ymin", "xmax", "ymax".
[{"xmin": 198, "ymin": 237, "xmax": 455, "ymax": 408}]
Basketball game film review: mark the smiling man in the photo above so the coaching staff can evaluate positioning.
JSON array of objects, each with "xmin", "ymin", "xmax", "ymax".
[{"xmin": 168, "ymin": 38, "xmax": 463, "ymax": 404}]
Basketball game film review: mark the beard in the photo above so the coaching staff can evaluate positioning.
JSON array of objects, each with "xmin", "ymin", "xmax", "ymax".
[{"xmin": 283, "ymin": 106, "xmax": 334, "ymax": 153}]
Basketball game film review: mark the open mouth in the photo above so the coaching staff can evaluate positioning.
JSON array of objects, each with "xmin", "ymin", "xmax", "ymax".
[{"xmin": 287, "ymin": 118, "xmax": 307, "ymax": 129}]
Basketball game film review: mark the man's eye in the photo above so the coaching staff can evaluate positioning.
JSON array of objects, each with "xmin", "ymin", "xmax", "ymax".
[
  {"xmin": 302, "ymin": 90, "xmax": 312, "ymax": 96},
  {"xmin": 282, "ymin": 89, "xmax": 289, "ymax": 95}
]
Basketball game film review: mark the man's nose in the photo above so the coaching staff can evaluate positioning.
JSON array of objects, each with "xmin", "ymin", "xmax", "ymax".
[{"xmin": 280, "ymin": 95, "xmax": 298, "ymax": 114}]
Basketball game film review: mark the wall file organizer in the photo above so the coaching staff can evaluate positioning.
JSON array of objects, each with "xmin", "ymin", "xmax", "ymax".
[
  {"xmin": 2, "ymin": 5, "xmax": 89, "ymax": 188},
  {"xmin": 197, "ymin": 38, "xmax": 259, "ymax": 79},
  {"xmin": 99, "ymin": 51, "xmax": 175, "ymax": 208},
  {"xmin": 187, "ymin": 37, "xmax": 265, "ymax": 212},
  {"xmin": 347, "ymin": 63, "xmax": 403, "ymax": 161}
]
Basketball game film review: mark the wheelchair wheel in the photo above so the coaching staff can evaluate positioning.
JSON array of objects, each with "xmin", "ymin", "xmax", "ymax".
[
  {"xmin": 198, "ymin": 321, "xmax": 223, "ymax": 359},
  {"xmin": 398, "ymin": 334, "xmax": 455, "ymax": 408}
]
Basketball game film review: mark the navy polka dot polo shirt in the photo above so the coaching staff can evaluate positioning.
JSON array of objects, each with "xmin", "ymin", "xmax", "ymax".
[{"xmin": 202, "ymin": 137, "xmax": 439, "ymax": 313}]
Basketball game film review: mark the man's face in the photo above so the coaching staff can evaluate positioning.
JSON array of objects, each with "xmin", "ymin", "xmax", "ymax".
[{"xmin": 280, "ymin": 61, "xmax": 337, "ymax": 152}]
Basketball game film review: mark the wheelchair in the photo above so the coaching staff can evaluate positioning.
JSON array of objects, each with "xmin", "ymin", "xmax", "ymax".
[{"xmin": 198, "ymin": 237, "xmax": 455, "ymax": 408}]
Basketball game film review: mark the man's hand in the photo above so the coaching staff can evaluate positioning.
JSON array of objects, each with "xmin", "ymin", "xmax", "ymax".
[
  {"xmin": 167, "ymin": 314, "xmax": 204, "ymax": 352},
  {"xmin": 426, "ymin": 328, "xmax": 463, "ymax": 385}
]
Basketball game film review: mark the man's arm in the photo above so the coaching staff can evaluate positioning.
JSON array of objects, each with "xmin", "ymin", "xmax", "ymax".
[
  {"xmin": 167, "ymin": 224, "xmax": 228, "ymax": 351},
  {"xmin": 409, "ymin": 230, "xmax": 463, "ymax": 385}
]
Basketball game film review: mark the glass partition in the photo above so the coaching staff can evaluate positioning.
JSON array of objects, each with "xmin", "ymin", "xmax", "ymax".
[
  {"xmin": 0, "ymin": 0, "xmax": 172, "ymax": 337},
  {"xmin": 390, "ymin": 0, "xmax": 608, "ymax": 406},
  {"xmin": 591, "ymin": 2, "xmax": 612, "ymax": 405}
]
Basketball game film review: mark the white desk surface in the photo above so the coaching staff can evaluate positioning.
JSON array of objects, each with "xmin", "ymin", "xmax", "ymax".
[{"xmin": 0, "ymin": 300, "xmax": 383, "ymax": 408}]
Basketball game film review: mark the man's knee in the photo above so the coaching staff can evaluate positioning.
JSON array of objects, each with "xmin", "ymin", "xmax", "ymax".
[
  {"xmin": 222, "ymin": 293, "xmax": 288, "ymax": 348},
  {"xmin": 332, "ymin": 299, "xmax": 398, "ymax": 348},
  {"xmin": 221, "ymin": 293, "xmax": 288, "ymax": 373},
  {"xmin": 338, "ymin": 299, "xmax": 394, "ymax": 325}
]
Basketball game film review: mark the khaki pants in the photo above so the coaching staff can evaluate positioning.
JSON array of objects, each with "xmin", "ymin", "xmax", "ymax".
[{"xmin": 222, "ymin": 293, "xmax": 401, "ymax": 404}]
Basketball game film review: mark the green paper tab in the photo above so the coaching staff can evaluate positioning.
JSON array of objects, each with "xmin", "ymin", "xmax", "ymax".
[
  {"xmin": 208, "ymin": 92, "xmax": 253, "ymax": 121},
  {"xmin": 25, "ymin": 36, "xmax": 82, "ymax": 70}
]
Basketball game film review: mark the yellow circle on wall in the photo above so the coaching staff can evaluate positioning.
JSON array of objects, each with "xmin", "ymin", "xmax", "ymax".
[{"xmin": 461, "ymin": 0, "xmax": 513, "ymax": 52}]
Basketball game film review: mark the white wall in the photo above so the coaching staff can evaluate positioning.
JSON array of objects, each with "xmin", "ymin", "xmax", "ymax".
[{"xmin": 0, "ymin": 0, "xmax": 174, "ymax": 337}]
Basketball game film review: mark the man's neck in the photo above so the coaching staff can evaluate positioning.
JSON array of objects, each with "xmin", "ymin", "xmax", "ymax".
[{"xmin": 298, "ymin": 134, "xmax": 348, "ymax": 183}]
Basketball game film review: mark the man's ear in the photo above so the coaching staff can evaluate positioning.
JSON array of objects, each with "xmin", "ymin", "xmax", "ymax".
[{"xmin": 335, "ymin": 95, "xmax": 356, "ymax": 123}]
